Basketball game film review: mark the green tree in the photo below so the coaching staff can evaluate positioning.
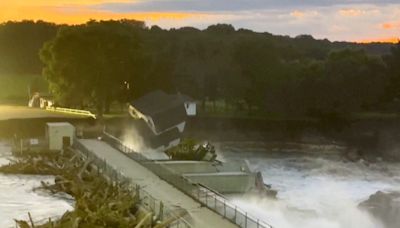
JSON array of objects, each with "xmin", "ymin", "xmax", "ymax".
[
  {"xmin": 384, "ymin": 42, "xmax": 400, "ymax": 102},
  {"xmin": 40, "ymin": 20, "xmax": 144, "ymax": 116},
  {"xmin": 0, "ymin": 20, "xmax": 57, "ymax": 74}
]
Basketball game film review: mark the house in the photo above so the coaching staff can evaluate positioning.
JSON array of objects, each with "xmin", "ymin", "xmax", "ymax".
[
  {"xmin": 129, "ymin": 90, "xmax": 188, "ymax": 135},
  {"xmin": 119, "ymin": 119, "xmax": 183, "ymax": 153},
  {"xmin": 128, "ymin": 90, "xmax": 191, "ymax": 151}
]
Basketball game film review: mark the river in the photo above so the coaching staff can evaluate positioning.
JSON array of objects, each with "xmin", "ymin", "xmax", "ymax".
[
  {"xmin": 2, "ymin": 138, "xmax": 399, "ymax": 228},
  {"xmin": 0, "ymin": 142, "xmax": 73, "ymax": 228},
  {"xmin": 218, "ymin": 142, "xmax": 400, "ymax": 228}
]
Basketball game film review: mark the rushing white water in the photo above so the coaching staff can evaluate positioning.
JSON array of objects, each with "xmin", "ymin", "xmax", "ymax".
[
  {"xmin": 0, "ymin": 142, "xmax": 74, "ymax": 228},
  {"xmin": 218, "ymin": 142, "xmax": 400, "ymax": 228}
]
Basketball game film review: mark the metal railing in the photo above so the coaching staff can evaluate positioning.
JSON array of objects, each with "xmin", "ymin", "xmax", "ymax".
[
  {"xmin": 73, "ymin": 139, "xmax": 192, "ymax": 228},
  {"xmin": 46, "ymin": 107, "xmax": 96, "ymax": 119},
  {"xmin": 101, "ymin": 130, "xmax": 274, "ymax": 228}
]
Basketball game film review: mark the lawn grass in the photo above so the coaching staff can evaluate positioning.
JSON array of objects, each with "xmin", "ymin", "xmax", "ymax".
[
  {"xmin": 0, "ymin": 73, "xmax": 47, "ymax": 104},
  {"xmin": 351, "ymin": 112, "xmax": 400, "ymax": 120}
]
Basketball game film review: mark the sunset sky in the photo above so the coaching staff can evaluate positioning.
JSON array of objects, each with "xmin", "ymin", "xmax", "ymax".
[{"xmin": 1, "ymin": 0, "xmax": 399, "ymax": 43}]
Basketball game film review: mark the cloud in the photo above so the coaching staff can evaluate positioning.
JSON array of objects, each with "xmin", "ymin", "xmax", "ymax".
[
  {"xmin": 290, "ymin": 10, "xmax": 320, "ymax": 19},
  {"xmin": 338, "ymin": 8, "xmax": 380, "ymax": 17},
  {"xmin": 339, "ymin": 9, "xmax": 365, "ymax": 17},
  {"xmin": 0, "ymin": 3, "xmax": 199, "ymax": 25},
  {"xmin": 0, "ymin": 1, "xmax": 133, "ymax": 7},
  {"xmin": 290, "ymin": 10, "xmax": 305, "ymax": 19},
  {"xmin": 0, "ymin": 1, "xmax": 399, "ymax": 42},
  {"xmin": 96, "ymin": 0, "xmax": 400, "ymax": 13},
  {"xmin": 382, "ymin": 22, "xmax": 395, "ymax": 29}
]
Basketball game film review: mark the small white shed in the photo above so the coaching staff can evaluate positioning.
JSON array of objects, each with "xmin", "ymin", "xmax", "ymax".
[
  {"xmin": 179, "ymin": 94, "xmax": 196, "ymax": 116},
  {"xmin": 45, "ymin": 122, "xmax": 75, "ymax": 151},
  {"xmin": 184, "ymin": 101, "xmax": 196, "ymax": 116}
]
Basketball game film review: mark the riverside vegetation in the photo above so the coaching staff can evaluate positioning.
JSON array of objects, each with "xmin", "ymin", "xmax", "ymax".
[
  {"xmin": 1, "ymin": 20, "xmax": 400, "ymax": 121},
  {"xmin": 0, "ymin": 149, "xmax": 161, "ymax": 228}
]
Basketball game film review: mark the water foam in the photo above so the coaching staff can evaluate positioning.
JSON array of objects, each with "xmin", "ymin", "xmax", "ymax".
[{"xmin": 219, "ymin": 144, "xmax": 400, "ymax": 228}]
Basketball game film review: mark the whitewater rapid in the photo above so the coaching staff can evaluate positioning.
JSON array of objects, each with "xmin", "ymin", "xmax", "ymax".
[
  {"xmin": 218, "ymin": 142, "xmax": 400, "ymax": 228},
  {"xmin": 0, "ymin": 142, "xmax": 73, "ymax": 228}
]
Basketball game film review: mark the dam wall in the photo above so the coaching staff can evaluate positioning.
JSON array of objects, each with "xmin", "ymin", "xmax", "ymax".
[
  {"xmin": 153, "ymin": 160, "xmax": 250, "ymax": 174},
  {"xmin": 153, "ymin": 160, "xmax": 255, "ymax": 193},
  {"xmin": 183, "ymin": 172, "xmax": 256, "ymax": 194}
]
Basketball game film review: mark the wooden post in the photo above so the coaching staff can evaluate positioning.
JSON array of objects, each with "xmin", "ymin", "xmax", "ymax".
[
  {"xmin": 245, "ymin": 212, "xmax": 248, "ymax": 228},
  {"xmin": 20, "ymin": 139, "xmax": 23, "ymax": 155},
  {"xmin": 223, "ymin": 200, "xmax": 226, "ymax": 218},
  {"xmin": 28, "ymin": 212, "xmax": 35, "ymax": 228},
  {"xmin": 214, "ymin": 193, "xmax": 217, "ymax": 210},
  {"xmin": 234, "ymin": 206, "xmax": 237, "ymax": 223}
]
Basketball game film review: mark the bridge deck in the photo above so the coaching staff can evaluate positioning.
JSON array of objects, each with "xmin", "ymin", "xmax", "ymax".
[{"xmin": 78, "ymin": 139, "xmax": 236, "ymax": 228}]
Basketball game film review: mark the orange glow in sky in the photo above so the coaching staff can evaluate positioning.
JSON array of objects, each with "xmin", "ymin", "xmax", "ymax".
[
  {"xmin": 0, "ymin": 1, "xmax": 399, "ymax": 43},
  {"xmin": 357, "ymin": 37, "xmax": 399, "ymax": 44},
  {"xmin": 0, "ymin": 1, "xmax": 199, "ymax": 25}
]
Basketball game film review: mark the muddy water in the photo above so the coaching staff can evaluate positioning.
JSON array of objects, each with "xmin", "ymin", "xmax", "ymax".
[
  {"xmin": 0, "ymin": 142, "xmax": 73, "ymax": 228},
  {"xmin": 218, "ymin": 142, "xmax": 400, "ymax": 228}
]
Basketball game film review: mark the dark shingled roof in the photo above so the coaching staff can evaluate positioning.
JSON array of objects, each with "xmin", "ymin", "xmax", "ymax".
[{"xmin": 130, "ymin": 90, "xmax": 187, "ymax": 134}]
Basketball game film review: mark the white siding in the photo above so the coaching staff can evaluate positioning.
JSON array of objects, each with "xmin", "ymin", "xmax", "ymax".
[
  {"xmin": 184, "ymin": 102, "xmax": 196, "ymax": 116},
  {"xmin": 46, "ymin": 123, "xmax": 75, "ymax": 151}
]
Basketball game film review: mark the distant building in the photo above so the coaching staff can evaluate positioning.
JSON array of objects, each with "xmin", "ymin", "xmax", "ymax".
[
  {"xmin": 40, "ymin": 95, "xmax": 54, "ymax": 108},
  {"xmin": 28, "ymin": 92, "xmax": 54, "ymax": 108},
  {"xmin": 28, "ymin": 92, "xmax": 40, "ymax": 108},
  {"xmin": 179, "ymin": 94, "xmax": 197, "ymax": 116}
]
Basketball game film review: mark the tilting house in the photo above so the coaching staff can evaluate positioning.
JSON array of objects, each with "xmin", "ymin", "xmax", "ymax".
[{"xmin": 128, "ymin": 90, "xmax": 194, "ymax": 151}]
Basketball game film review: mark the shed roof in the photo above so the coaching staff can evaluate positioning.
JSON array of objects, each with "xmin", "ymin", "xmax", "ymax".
[
  {"xmin": 46, "ymin": 122, "xmax": 73, "ymax": 127},
  {"xmin": 130, "ymin": 90, "xmax": 179, "ymax": 115}
]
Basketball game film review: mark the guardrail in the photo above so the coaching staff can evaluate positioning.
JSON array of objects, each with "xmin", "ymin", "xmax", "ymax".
[
  {"xmin": 102, "ymin": 130, "xmax": 274, "ymax": 228},
  {"xmin": 46, "ymin": 107, "xmax": 96, "ymax": 119},
  {"xmin": 73, "ymin": 139, "xmax": 191, "ymax": 228}
]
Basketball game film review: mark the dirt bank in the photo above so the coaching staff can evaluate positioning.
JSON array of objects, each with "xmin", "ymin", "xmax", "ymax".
[
  {"xmin": 2, "ymin": 115, "xmax": 400, "ymax": 160},
  {"xmin": 184, "ymin": 117, "xmax": 400, "ymax": 160}
]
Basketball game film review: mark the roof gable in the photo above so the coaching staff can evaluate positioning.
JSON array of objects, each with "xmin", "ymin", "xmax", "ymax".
[
  {"xmin": 130, "ymin": 90, "xmax": 188, "ymax": 134},
  {"xmin": 130, "ymin": 90, "xmax": 182, "ymax": 116}
]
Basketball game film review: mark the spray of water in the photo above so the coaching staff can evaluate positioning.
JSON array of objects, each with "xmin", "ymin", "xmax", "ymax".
[
  {"xmin": 217, "ymin": 142, "xmax": 400, "ymax": 228},
  {"xmin": 120, "ymin": 127, "xmax": 148, "ymax": 152},
  {"xmin": 231, "ymin": 183, "xmax": 384, "ymax": 228}
]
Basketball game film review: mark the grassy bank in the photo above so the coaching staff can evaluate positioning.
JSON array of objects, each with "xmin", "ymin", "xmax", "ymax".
[{"xmin": 0, "ymin": 74, "xmax": 47, "ymax": 105}]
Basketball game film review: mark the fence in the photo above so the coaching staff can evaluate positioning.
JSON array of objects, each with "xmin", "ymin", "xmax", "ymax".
[
  {"xmin": 46, "ymin": 107, "xmax": 96, "ymax": 119},
  {"xmin": 101, "ymin": 130, "xmax": 274, "ymax": 228},
  {"xmin": 73, "ymin": 139, "xmax": 191, "ymax": 228}
]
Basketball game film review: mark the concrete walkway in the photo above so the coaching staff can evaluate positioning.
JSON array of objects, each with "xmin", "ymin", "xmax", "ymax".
[{"xmin": 79, "ymin": 139, "xmax": 236, "ymax": 228}]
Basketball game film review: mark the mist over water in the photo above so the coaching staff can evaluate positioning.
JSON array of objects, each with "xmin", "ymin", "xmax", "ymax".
[
  {"xmin": 121, "ymin": 127, "xmax": 148, "ymax": 152},
  {"xmin": 218, "ymin": 142, "xmax": 400, "ymax": 228},
  {"xmin": 0, "ymin": 142, "xmax": 73, "ymax": 228}
]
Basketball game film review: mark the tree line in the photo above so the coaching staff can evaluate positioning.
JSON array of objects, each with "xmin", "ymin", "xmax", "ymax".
[{"xmin": 0, "ymin": 20, "xmax": 399, "ymax": 119}]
